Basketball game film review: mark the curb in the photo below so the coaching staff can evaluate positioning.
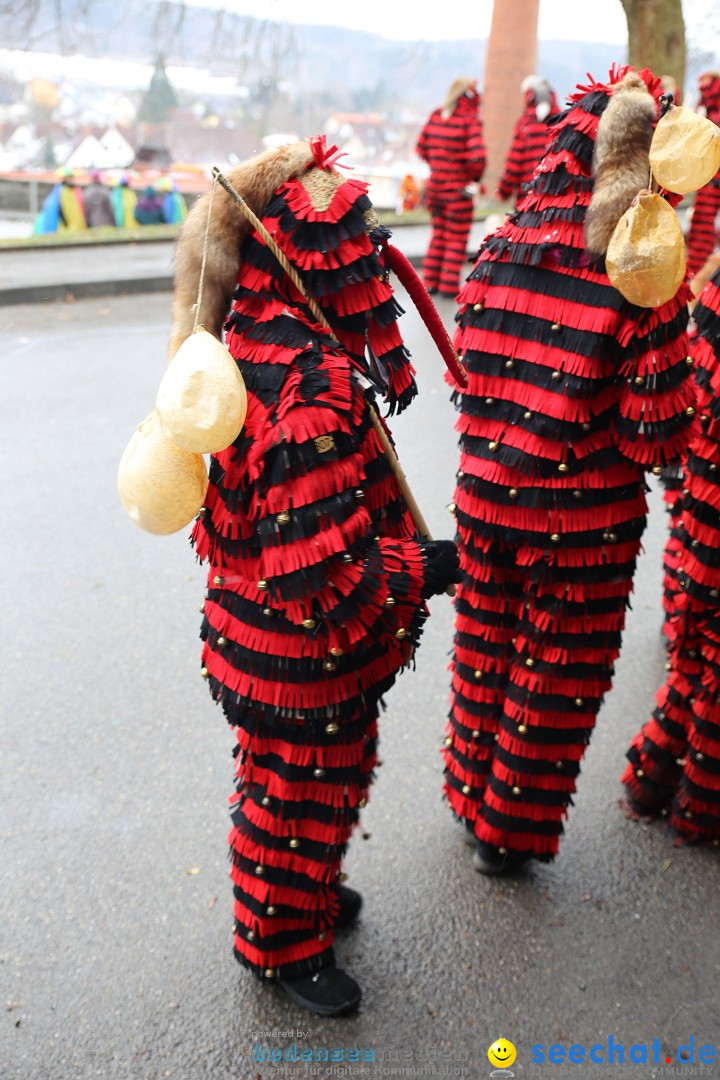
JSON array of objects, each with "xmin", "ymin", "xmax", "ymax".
[
  {"xmin": 0, "ymin": 255, "xmax": 427, "ymax": 305},
  {"xmin": 0, "ymin": 275, "xmax": 175, "ymax": 306}
]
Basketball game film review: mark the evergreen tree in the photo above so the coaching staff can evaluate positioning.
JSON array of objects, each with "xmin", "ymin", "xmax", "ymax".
[{"xmin": 139, "ymin": 54, "xmax": 178, "ymax": 124}]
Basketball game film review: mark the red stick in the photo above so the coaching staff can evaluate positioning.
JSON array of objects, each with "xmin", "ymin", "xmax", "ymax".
[{"xmin": 382, "ymin": 242, "xmax": 468, "ymax": 388}]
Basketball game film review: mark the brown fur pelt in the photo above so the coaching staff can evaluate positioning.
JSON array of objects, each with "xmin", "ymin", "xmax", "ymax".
[
  {"xmin": 584, "ymin": 72, "xmax": 657, "ymax": 259},
  {"xmin": 168, "ymin": 140, "xmax": 312, "ymax": 359},
  {"xmin": 443, "ymin": 76, "xmax": 476, "ymax": 116}
]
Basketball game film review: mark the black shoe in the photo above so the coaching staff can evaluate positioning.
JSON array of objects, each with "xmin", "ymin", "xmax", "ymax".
[
  {"xmin": 472, "ymin": 840, "xmax": 532, "ymax": 876},
  {"xmin": 622, "ymin": 783, "xmax": 668, "ymax": 819},
  {"xmin": 334, "ymin": 883, "xmax": 362, "ymax": 929},
  {"xmin": 278, "ymin": 965, "xmax": 361, "ymax": 1016}
]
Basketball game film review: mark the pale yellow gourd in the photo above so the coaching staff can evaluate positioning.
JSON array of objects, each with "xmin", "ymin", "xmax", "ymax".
[
  {"xmin": 649, "ymin": 105, "xmax": 720, "ymax": 195},
  {"xmin": 118, "ymin": 411, "xmax": 208, "ymax": 535},
  {"xmin": 156, "ymin": 327, "xmax": 247, "ymax": 454},
  {"xmin": 606, "ymin": 192, "xmax": 686, "ymax": 308}
]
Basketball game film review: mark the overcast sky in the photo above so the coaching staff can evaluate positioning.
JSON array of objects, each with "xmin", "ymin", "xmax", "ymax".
[{"xmin": 163, "ymin": 0, "xmax": 717, "ymax": 45}]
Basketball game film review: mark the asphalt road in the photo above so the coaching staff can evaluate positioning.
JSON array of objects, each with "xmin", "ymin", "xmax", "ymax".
[{"xmin": 1, "ymin": 292, "xmax": 718, "ymax": 1080}]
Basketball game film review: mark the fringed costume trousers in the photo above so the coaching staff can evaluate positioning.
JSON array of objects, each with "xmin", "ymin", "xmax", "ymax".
[
  {"xmin": 623, "ymin": 378, "xmax": 720, "ymax": 845},
  {"xmin": 206, "ymin": 637, "xmax": 380, "ymax": 978},
  {"xmin": 422, "ymin": 195, "xmax": 474, "ymax": 297},
  {"xmin": 444, "ymin": 502, "xmax": 643, "ymax": 858}
]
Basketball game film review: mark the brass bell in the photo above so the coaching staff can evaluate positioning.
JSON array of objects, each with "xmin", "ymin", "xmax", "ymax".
[
  {"xmin": 330, "ymin": 646, "xmax": 344, "ymax": 657},
  {"xmin": 201, "ymin": 666, "xmax": 209, "ymax": 679},
  {"xmin": 551, "ymin": 322, "xmax": 562, "ymax": 332},
  {"xmin": 550, "ymin": 533, "xmax": 560, "ymax": 543},
  {"xmin": 509, "ymin": 488, "xmax": 519, "ymax": 499},
  {"xmin": 302, "ymin": 617, "xmax": 316, "ymax": 630},
  {"xmin": 359, "ymin": 798, "xmax": 367, "ymax": 808},
  {"xmin": 264, "ymin": 968, "xmax": 275, "ymax": 978},
  {"xmin": 461, "ymin": 784, "xmax": 471, "ymax": 795},
  {"xmin": 634, "ymin": 375, "xmax": 644, "ymax": 385},
  {"xmin": 525, "ymin": 657, "xmax": 535, "ymax": 668},
  {"xmin": 325, "ymin": 722, "xmax": 339, "ymax": 734},
  {"xmin": 518, "ymin": 724, "xmax": 527, "ymax": 734},
  {"xmin": 488, "ymin": 440, "xmax": 499, "ymax": 451},
  {"xmin": 314, "ymin": 767, "xmax": 325, "ymax": 778},
  {"xmin": 213, "ymin": 575, "xmax": 224, "ymax": 586},
  {"xmin": 254, "ymin": 865, "xmax": 265, "ymax": 876},
  {"xmin": 474, "ymin": 669, "xmax": 484, "ymax": 680},
  {"xmin": 276, "ymin": 510, "xmax": 291, "ymax": 525},
  {"xmin": 216, "ymin": 636, "xmax": 227, "ymax": 647},
  {"xmin": 512, "ymin": 786, "xmax": 521, "ymax": 796},
  {"xmin": 395, "ymin": 627, "xmax": 408, "ymax": 639},
  {"xmin": 257, "ymin": 579, "xmax": 269, "ymax": 590},
  {"xmin": 558, "ymin": 463, "xmax": 568, "ymax": 473},
  {"xmin": 246, "ymin": 930, "xmax": 255, "ymax": 941},
  {"xmin": 384, "ymin": 596, "xmax": 396, "ymax": 607},
  {"xmin": 266, "ymin": 905, "xmax": 277, "ymax": 915},
  {"xmin": 551, "ymin": 370, "xmax": 562, "ymax": 381},
  {"xmin": 523, "ymin": 411, "xmax": 533, "ymax": 420},
  {"xmin": 324, "ymin": 660, "xmax": 337, "ymax": 672},
  {"xmin": 473, "ymin": 302, "xmax": 484, "ymax": 312},
  {"xmin": 289, "ymin": 838, "xmax": 301, "ymax": 849}
]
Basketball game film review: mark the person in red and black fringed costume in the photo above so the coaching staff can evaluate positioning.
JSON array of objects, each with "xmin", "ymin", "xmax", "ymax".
[
  {"xmin": 168, "ymin": 138, "xmax": 460, "ymax": 1015},
  {"xmin": 659, "ymin": 72, "xmax": 720, "ymax": 642},
  {"xmin": 686, "ymin": 72, "xmax": 720, "ymax": 276},
  {"xmin": 416, "ymin": 76, "xmax": 486, "ymax": 298},
  {"xmin": 441, "ymin": 67, "xmax": 698, "ymax": 875},
  {"xmin": 496, "ymin": 75, "xmax": 559, "ymax": 207},
  {"xmin": 659, "ymin": 253, "xmax": 720, "ymax": 649},
  {"xmin": 623, "ymin": 267, "xmax": 720, "ymax": 847}
]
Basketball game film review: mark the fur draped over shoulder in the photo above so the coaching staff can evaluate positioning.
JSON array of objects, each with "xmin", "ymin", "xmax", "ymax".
[
  {"xmin": 168, "ymin": 140, "xmax": 313, "ymax": 358},
  {"xmin": 584, "ymin": 72, "xmax": 657, "ymax": 259}
]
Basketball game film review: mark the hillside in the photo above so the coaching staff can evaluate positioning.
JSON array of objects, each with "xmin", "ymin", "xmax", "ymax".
[{"xmin": 0, "ymin": 0, "xmax": 623, "ymax": 113}]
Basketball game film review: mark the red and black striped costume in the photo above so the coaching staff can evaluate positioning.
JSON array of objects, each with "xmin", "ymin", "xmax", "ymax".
[
  {"xmin": 686, "ymin": 73, "xmax": 720, "ymax": 276},
  {"xmin": 416, "ymin": 83, "xmax": 486, "ymax": 297},
  {"xmin": 623, "ymin": 270, "xmax": 720, "ymax": 845},
  {"xmin": 497, "ymin": 81, "xmax": 558, "ymax": 206},
  {"xmin": 442, "ymin": 68, "xmax": 697, "ymax": 860},
  {"xmin": 191, "ymin": 172, "xmax": 430, "ymax": 980}
]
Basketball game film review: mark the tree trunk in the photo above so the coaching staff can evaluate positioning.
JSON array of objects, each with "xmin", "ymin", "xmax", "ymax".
[
  {"xmin": 482, "ymin": 0, "xmax": 540, "ymax": 195},
  {"xmin": 620, "ymin": 0, "xmax": 685, "ymax": 92}
]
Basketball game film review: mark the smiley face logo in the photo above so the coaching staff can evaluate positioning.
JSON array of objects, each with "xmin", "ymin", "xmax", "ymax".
[{"xmin": 488, "ymin": 1038, "xmax": 517, "ymax": 1069}]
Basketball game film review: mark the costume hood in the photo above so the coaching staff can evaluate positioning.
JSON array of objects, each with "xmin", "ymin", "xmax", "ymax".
[{"xmin": 482, "ymin": 65, "xmax": 664, "ymax": 267}]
